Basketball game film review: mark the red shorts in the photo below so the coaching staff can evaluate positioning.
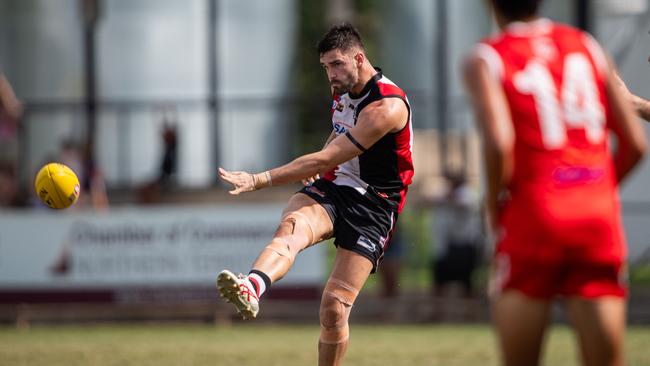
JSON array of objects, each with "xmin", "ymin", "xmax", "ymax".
[{"xmin": 491, "ymin": 252, "xmax": 627, "ymax": 299}]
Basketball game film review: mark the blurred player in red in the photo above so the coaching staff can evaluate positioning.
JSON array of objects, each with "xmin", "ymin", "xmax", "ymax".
[
  {"xmin": 464, "ymin": 1, "xmax": 646, "ymax": 365},
  {"xmin": 217, "ymin": 23, "xmax": 413, "ymax": 366}
]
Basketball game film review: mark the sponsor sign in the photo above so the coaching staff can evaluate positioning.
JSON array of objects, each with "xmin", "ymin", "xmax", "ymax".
[{"xmin": 0, "ymin": 205, "xmax": 325, "ymax": 289}]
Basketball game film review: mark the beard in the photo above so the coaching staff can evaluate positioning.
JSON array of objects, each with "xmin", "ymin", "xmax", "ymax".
[
  {"xmin": 330, "ymin": 71, "xmax": 358, "ymax": 95},
  {"xmin": 331, "ymin": 80, "xmax": 355, "ymax": 95}
]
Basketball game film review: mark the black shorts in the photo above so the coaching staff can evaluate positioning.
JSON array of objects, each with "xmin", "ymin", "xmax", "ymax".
[{"xmin": 299, "ymin": 179, "xmax": 398, "ymax": 273}]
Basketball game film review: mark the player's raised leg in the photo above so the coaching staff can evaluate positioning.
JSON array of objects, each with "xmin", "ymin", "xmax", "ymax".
[
  {"xmin": 318, "ymin": 248, "xmax": 372, "ymax": 366},
  {"xmin": 566, "ymin": 297, "xmax": 626, "ymax": 366},
  {"xmin": 217, "ymin": 192, "xmax": 333, "ymax": 318},
  {"xmin": 493, "ymin": 290, "xmax": 551, "ymax": 366},
  {"xmin": 251, "ymin": 192, "xmax": 333, "ymax": 280}
]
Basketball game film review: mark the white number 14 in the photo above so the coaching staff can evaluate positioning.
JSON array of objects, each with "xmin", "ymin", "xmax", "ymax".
[{"xmin": 513, "ymin": 53, "xmax": 605, "ymax": 149}]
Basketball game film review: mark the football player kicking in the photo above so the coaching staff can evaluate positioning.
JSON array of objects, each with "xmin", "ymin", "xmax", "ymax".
[{"xmin": 217, "ymin": 23, "xmax": 414, "ymax": 366}]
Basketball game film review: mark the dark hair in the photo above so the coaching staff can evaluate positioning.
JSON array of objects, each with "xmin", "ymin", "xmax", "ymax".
[
  {"xmin": 317, "ymin": 23, "xmax": 364, "ymax": 55},
  {"xmin": 491, "ymin": 0, "xmax": 543, "ymax": 20}
]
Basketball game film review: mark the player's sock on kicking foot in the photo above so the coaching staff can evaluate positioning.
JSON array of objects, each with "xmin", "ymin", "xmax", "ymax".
[
  {"xmin": 248, "ymin": 270, "xmax": 272, "ymax": 298},
  {"xmin": 216, "ymin": 269, "xmax": 260, "ymax": 319}
]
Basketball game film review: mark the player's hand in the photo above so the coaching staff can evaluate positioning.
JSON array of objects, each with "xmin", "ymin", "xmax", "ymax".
[
  {"xmin": 218, "ymin": 167, "xmax": 255, "ymax": 195},
  {"xmin": 302, "ymin": 174, "xmax": 320, "ymax": 186}
]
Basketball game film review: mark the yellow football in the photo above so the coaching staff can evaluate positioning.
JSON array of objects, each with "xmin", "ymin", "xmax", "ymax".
[{"xmin": 34, "ymin": 163, "xmax": 81, "ymax": 209}]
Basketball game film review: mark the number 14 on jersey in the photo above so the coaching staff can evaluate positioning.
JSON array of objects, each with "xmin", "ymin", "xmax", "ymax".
[{"xmin": 514, "ymin": 53, "xmax": 605, "ymax": 149}]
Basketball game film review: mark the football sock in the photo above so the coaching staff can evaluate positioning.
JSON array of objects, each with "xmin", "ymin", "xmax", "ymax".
[{"xmin": 248, "ymin": 270, "xmax": 271, "ymax": 298}]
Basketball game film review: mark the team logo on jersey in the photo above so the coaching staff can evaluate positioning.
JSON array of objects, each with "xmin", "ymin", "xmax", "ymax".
[
  {"xmin": 356, "ymin": 236, "xmax": 377, "ymax": 252},
  {"xmin": 333, "ymin": 123, "xmax": 347, "ymax": 134},
  {"xmin": 552, "ymin": 166, "xmax": 604, "ymax": 185},
  {"xmin": 334, "ymin": 101, "xmax": 345, "ymax": 112}
]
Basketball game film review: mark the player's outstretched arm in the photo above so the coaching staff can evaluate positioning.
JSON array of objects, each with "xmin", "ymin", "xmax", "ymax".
[
  {"xmin": 269, "ymin": 98, "xmax": 407, "ymax": 186},
  {"xmin": 607, "ymin": 64, "xmax": 647, "ymax": 183},
  {"xmin": 218, "ymin": 98, "xmax": 407, "ymax": 195},
  {"xmin": 613, "ymin": 70, "xmax": 650, "ymax": 122},
  {"xmin": 463, "ymin": 52, "xmax": 514, "ymax": 231}
]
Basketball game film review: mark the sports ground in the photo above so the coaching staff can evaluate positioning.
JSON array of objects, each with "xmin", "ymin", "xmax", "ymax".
[{"xmin": 1, "ymin": 324, "xmax": 649, "ymax": 366}]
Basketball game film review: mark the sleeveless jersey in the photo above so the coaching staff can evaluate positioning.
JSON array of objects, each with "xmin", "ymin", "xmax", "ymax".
[
  {"xmin": 474, "ymin": 19, "xmax": 625, "ymax": 262},
  {"xmin": 324, "ymin": 69, "xmax": 414, "ymax": 213}
]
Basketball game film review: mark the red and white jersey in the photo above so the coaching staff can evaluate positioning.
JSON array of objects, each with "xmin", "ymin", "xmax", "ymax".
[
  {"xmin": 325, "ymin": 70, "xmax": 414, "ymax": 213},
  {"xmin": 474, "ymin": 19, "xmax": 625, "ymax": 262}
]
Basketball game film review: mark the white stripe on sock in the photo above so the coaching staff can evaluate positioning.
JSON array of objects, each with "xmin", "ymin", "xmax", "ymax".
[{"xmin": 248, "ymin": 273, "xmax": 266, "ymax": 297}]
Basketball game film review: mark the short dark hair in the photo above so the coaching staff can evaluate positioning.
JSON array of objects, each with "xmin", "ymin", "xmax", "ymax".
[
  {"xmin": 317, "ymin": 23, "xmax": 364, "ymax": 55},
  {"xmin": 491, "ymin": 0, "xmax": 543, "ymax": 20}
]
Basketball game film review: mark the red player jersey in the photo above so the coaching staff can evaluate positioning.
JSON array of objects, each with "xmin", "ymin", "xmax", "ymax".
[{"xmin": 474, "ymin": 19, "xmax": 625, "ymax": 262}]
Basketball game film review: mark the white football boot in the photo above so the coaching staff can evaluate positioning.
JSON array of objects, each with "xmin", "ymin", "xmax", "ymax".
[{"xmin": 216, "ymin": 269, "xmax": 260, "ymax": 319}]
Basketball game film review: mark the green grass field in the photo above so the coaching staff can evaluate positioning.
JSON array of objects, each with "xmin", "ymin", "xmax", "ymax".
[{"xmin": 1, "ymin": 324, "xmax": 649, "ymax": 366}]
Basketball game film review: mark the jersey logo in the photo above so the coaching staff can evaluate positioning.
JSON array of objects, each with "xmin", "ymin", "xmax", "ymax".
[
  {"xmin": 334, "ymin": 101, "xmax": 345, "ymax": 112},
  {"xmin": 356, "ymin": 236, "xmax": 377, "ymax": 252},
  {"xmin": 333, "ymin": 123, "xmax": 348, "ymax": 134},
  {"xmin": 552, "ymin": 166, "xmax": 604, "ymax": 185}
]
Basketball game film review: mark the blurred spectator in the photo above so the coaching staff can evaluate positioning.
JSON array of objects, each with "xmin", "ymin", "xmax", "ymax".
[
  {"xmin": 59, "ymin": 139, "xmax": 84, "ymax": 181},
  {"xmin": 431, "ymin": 171, "xmax": 484, "ymax": 320},
  {"xmin": 0, "ymin": 161, "xmax": 21, "ymax": 207},
  {"xmin": 159, "ymin": 122, "xmax": 178, "ymax": 184},
  {"xmin": 82, "ymin": 141, "xmax": 109, "ymax": 210},
  {"xmin": 138, "ymin": 110, "xmax": 178, "ymax": 203},
  {"xmin": 0, "ymin": 72, "xmax": 24, "ymax": 207},
  {"xmin": 379, "ymin": 229, "xmax": 405, "ymax": 298}
]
